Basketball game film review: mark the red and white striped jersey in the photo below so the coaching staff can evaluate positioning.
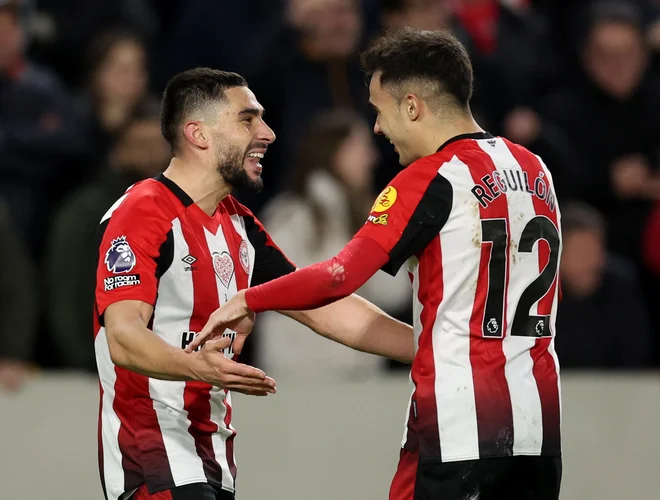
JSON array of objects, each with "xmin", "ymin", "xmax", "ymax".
[
  {"xmin": 94, "ymin": 174, "xmax": 295, "ymax": 500},
  {"xmin": 356, "ymin": 132, "xmax": 562, "ymax": 462}
]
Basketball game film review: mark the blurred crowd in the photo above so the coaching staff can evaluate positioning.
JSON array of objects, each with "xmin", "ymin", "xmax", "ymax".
[{"xmin": 1, "ymin": 0, "xmax": 659, "ymax": 391}]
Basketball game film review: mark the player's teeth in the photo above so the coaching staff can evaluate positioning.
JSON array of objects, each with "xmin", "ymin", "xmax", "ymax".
[{"xmin": 247, "ymin": 152, "xmax": 264, "ymax": 158}]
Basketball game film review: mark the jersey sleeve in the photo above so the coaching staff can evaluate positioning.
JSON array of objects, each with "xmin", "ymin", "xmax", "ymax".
[
  {"xmin": 356, "ymin": 160, "xmax": 453, "ymax": 275},
  {"xmin": 245, "ymin": 213, "xmax": 296, "ymax": 286},
  {"xmin": 95, "ymin": 195, "xmax": 173, "ymax": 318}
]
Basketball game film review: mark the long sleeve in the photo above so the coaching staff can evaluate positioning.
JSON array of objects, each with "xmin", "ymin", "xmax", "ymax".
[{"xmin": 246, "ymin": 237, "xmax": 389, "ymax": 313}]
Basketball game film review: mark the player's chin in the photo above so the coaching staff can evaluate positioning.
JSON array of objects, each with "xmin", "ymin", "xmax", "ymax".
[
  {"xmin": 247, "ymin": 175, "xmax": 264, "ymax": 193},
  {"xmin": 397, "ymin": 152, "xmax": 412, "ymax": 167},
  {"xmin": 247, "ymin": 168, "xmax": 263, "ymax": 183}
]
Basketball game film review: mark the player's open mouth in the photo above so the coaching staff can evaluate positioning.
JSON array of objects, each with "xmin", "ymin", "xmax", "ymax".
[{"xmin": 246, "ymin": 151, "xmax": 265, "ymax": 172}]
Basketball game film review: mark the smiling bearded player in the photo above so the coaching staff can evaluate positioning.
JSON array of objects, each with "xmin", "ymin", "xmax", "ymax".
[{"xmin": 94, "ymin": 68, "xmax": 415, "ymax": 500}]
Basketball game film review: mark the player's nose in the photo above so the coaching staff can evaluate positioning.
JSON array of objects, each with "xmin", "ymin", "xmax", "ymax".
[{"xmin": 259, "ymin": 121, "xmax": 276, "ymax": 144}]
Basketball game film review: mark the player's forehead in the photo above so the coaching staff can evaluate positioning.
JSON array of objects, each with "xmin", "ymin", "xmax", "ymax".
[{"xmin": 224, "ymin": 86, "xmax": 264, "ymax": 116}]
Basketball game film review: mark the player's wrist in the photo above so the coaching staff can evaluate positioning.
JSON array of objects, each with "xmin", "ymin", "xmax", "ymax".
[
  {"xmin": 185, "ymin": 351, "xmax": 209, "ymax": 383},
  {"xmin": 243, "ymin": 287, "xmax": 257, "ymax": 314}
]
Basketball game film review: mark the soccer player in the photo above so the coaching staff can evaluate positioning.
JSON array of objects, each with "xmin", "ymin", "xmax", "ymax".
[
  {"xmin": 95, "ymin": 68, "xmax": 414, "ymax": 500},
  {"xmin": 190, "ymin": 29, "xmax": 563, "ymax": 499}
]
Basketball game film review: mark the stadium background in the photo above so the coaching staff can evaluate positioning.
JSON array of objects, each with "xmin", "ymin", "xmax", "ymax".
[{"xmin": 0, "ymin": 0, "xmax": 658, "ymax": 498}]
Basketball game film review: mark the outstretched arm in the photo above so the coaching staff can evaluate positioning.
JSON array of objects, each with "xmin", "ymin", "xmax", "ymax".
[
  {"xmin": 284, "ymin": 295, "xmax": 414, "ymax": 364},
  {"xmin": 186, "ymin": 237, "xmax": 411, "ymax": 355},
  {"xmin": 246, "ymin": 237, "xmax": 414, "ymax": 362},
  {"xmin": 246, "ymin": 237, "xmax": 388, "ymax": 312}
]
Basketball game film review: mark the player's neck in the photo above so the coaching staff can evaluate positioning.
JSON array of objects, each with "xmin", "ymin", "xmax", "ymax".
[
  {"xmin": 419, "ymin": 114, "xmax": 484, "ymax": 158},
  {"xmin": 163, "ymin": 157, "xmax": 232, "ymax": 216}
]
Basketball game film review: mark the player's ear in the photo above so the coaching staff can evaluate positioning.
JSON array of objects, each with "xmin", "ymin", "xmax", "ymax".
[
  {"xmin": 405, "ymin": 94, "xmax": 421, "ymax": 122},
  {"xmin": 183, "ymin": 121, "xmax": 209, "ymax": 150}
]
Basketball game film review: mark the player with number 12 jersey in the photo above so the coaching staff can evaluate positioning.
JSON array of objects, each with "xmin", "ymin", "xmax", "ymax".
[
  {"xmin": 246, "ymin": 131, "xmax": 563, "ymax": 471},
  {"xmin": 238, "ymin": 132, "xmax": 563, "ymax": 500},
  {"xmin": 357, "ymin": 131, "xmax": 562, "ymax": 467}
]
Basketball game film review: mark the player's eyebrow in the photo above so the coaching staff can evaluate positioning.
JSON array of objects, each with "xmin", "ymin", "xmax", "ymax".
[{"xmin": 238, "ymin": 107, "xmax": 265, "ymax": 118}]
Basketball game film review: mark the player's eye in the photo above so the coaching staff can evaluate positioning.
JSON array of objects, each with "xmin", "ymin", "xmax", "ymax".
[{"xmin": 242, "ymin": 116, "xmax": 254, "ymax": 125}]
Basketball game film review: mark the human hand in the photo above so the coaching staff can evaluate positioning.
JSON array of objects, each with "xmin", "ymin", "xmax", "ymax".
[
  {"xmin": 504, "ymin": 107, "xmax": 542, "ymax": 145},
  {"xmin": 611, "ymin": 155, "xmax": 652, "ymax": 199},
  {"xmin": 0, "ymin": 359, "xmax": 30, "ymax": 392},
  {"xmin": 191, "ymin": 336, "xmax": 275, "ymax": 396},
  {"xmin": 185, "ymin": 290, "xmax": 252, "ymax": 353}
]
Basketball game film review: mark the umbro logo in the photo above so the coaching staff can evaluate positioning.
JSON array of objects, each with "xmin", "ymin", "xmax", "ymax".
[
  {"xmin": 182, "ymin": 254, "xmax": 198, "ymax": 271},
  {"xmin": 487, "ymin": 139, "xmax": 497, "ymax": 147}
]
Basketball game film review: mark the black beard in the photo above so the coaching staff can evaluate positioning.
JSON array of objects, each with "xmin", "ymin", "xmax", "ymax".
[{"xmin": 216, "ymin": 145, "xmax": 263, "ymax": 193}]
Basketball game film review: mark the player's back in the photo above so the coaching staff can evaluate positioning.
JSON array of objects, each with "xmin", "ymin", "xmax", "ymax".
[
  {"xmin": 364, "ymin": 133, "xmax": 562, "ymax": 464},
  {"xmin": 432, "ymin": 135, "xmax": 561, "ymax": 344},
  {"xmin": 428, "ymin": 135, "xmax": 561, "ymax": 457}
]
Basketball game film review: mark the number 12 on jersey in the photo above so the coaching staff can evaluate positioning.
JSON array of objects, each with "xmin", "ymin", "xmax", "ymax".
[{"xmin": 480, "ymin": 216, "xmax": 560, "ymax": 339}]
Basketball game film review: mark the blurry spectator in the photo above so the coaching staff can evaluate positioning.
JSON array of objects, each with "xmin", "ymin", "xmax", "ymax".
[
  {"xmin": 555, "ymin": 202, "xmax": 654, "ymax": 369},
  {"xmin": 242, "ymin": 0, "xmax": 370, "ymax": 214},
  {"xmin": 45, "ymin": 115, "xmax": 169, "ymax": 372},
  {"xmin": 0, "ymin": 0, "xmax": 85, "ymax": 256},
  {"xmin": 257, "ymin": 110, "xmax": 411, "ymax": 379},
  {"xmin": 78, "ymin": 30, "xmax": 159, "ymax": 171},
  {"xmin": 0, "ymin": 198, "xmax": 37, "ymax": 391},
  {"xmin": 27, "ymin": 0, "xmax": 158, "ymax": 88},
  {"xmin": 531, "ymin": 2, "xmax": 660, "ymax": 265}
]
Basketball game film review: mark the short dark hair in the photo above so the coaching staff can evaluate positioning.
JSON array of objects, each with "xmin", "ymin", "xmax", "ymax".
[
  {"xmin": 161, "ymin": 68, "xmax": 247, "ymax": 152},
  {"xmin": 561, "ymin": 202, "xmax": 606, "ymax": 236},
  {"xmin": 361, "ymin": 27, "xmax": 473, "ymax": 108}
]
